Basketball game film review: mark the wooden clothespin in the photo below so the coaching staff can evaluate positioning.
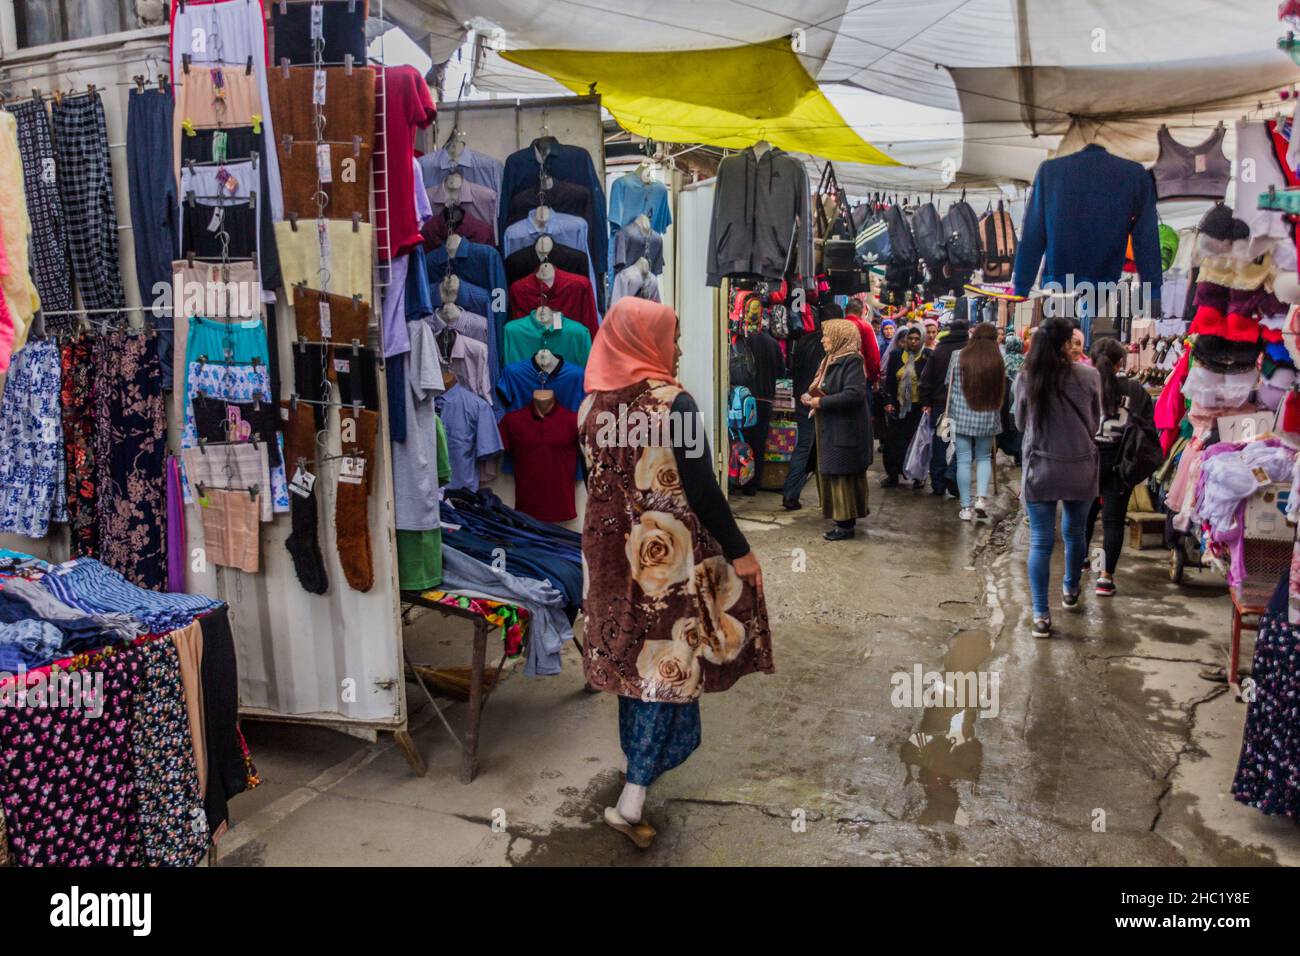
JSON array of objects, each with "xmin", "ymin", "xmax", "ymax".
[
  {"xmin": 345, "ymin": 54, "xmax": 354, "ymax": 76},
  {"xmin": 86, "ymin": 83, "xmax": 96, "ymax": 97},
  {"xmin": 289, "ymin": 212, "xmax": 299, "ymax": 232},
  {"xmin": 351, "ymin": 211, "xmax": 361, "ymax": 233}
]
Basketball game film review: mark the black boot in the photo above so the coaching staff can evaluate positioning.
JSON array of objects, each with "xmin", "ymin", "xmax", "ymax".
[
  {"xmin": 781, "ymin": 498, "xmax": 802, "ymax": 511},
  {"xmin": 880, "ymin": 474, "xmax": 900, "ymax": 488},
  {"xmin": 824, "ymin": 524, "xmax": 856, "ymax": 541}
]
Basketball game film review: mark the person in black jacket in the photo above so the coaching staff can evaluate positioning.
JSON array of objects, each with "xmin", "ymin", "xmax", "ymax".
[
  {"xmin": 918, "ymin": 318, "xmax": 970, "ymax": 497},
  {"xmin": 881, "ymin": 325, "xmax": 931, "ymax": 488},
  {"xmin": 801, "ymin": 319, "xmax": 871, "ymax": 541},
  {"xmin": 781, "ymin": 303, "xmax": 831, "ymax": 510},
  {"xmin": 1085, "ymin": 337, "xmax": 1156, "ymax": 597}
]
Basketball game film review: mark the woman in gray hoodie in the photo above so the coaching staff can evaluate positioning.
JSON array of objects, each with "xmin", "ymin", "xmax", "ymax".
[{"xmin": 1014, "ymin": 318, "xmax": 1102, "ymax": 637}]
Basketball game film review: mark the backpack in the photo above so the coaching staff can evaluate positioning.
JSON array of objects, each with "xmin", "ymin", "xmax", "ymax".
[
  {"xmin": 855, "ymin": 211, "xmax": 892, "ymax": 266},
  {"xmin": 728, "ymin": 385, "xmax": 758, "ymax": 431},
  {"xmin": 979, "ymin": 201, "xmax": 1017, "ymax": 281},
  {"xmin": 767, "ymin": 303, "xmax": 790, "ymax": 338},
  {"xmin": 943, "ymin": 199, "xmax": 984, "ymax": 273},
  {"xmin": 909, "ymin": 202, "xmax": 948, "ymax": 274},
  {"xmin": 1116, "ymin": 414, "xmax": 1162, "ymax": 486},
  {"xmin": 728, "ymin": 438, "xmax": 756, "ymax": 487},
  {"xmin": 728, "ymin": 339, "xmax": 757, "ymax": 389},
  {"xmin": 882, "ymin": 203, "xmax": 917, "ymax": 269}
]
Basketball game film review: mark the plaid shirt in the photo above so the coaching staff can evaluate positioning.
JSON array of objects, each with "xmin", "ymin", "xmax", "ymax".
[{"xmin": 947, "ymin": 362, "xmax": 1002, "ymax": 437}]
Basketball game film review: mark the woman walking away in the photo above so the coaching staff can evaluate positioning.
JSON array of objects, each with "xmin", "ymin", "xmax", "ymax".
[
  {"xmin": 1086, "ymin": 337, "xmax": 1156, "ymax": 597},
  {"xmin": 1014, "ymin": 317, "xmax": 1102, "ymax": 638},
  {"xmin": 881, "ymin": 325, "xmax": 930, "ymax": 489},
  {"xmin": 579, "ymin": 298, "xmax": 773, "ymax": 848},
  {"xmin": 802, "ymin": 319, "xmax": 872, "ymax": 541},
  {"xmin": 949, "ymin": 323, "xmax": 1005, "ymax": 521}
]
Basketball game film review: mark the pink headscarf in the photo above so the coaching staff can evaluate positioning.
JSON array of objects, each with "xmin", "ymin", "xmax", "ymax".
[{"xmin": 583, "ymin": 298, "xmax": 682, "ymax": 392}]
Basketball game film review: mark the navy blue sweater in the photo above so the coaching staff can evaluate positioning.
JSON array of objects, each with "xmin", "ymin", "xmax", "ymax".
[{"xmin": 1012, "ymin": 145, "xmax": 1162, "ymax": 312}]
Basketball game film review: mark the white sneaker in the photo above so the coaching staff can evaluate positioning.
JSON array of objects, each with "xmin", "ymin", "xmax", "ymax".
[
  {"xmin": 974, "ymin": 498, "xmax": 988, "ymax": 519},
  {"xmin": 958, "ymin": 507, "xmax": 974, "ymax": 521}
]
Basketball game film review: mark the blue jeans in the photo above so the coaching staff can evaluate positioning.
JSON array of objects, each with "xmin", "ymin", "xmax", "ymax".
[
  {"xmin": 782, "ymin": 410, "xmax": 816, "ymax": 502},
  {"xmin": 953, "ymin": 434, "xmax": 993, "ymax": 507},
  {"xmin": 1026, "ymin": 499, "xmax": 1091, "ymax": 618}
]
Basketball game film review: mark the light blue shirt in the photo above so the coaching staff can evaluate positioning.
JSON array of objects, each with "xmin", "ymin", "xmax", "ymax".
[{"xmin": 419, "ymin": 145, "xmax": 503, "ymax": 195}]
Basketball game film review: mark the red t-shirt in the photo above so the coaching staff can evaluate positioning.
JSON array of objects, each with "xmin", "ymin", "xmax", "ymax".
[
  {"xmin": 498, "ymin": 404, "xmax": 580, "ymax": 523},
  {"xmin": 374, "ymin": 65, "xmax": 436, "ymax": 260},
  {"xmin": 508, "ymin": 269, "xmax": 599, "ymax": 341},
  {"xmin": 848, "ymin": 315, "xmax": 881, "ymax": 383}
]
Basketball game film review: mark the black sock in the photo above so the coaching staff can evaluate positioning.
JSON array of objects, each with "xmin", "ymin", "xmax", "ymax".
[{"xmin": 285, "ymin": 488, "xmax": 328, "ymax": 594}]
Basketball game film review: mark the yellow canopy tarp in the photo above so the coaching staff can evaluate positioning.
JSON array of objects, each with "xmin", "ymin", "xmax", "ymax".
[{"xmin": 501, "ymin": 39, "xmax": 898, "ymax": 166}]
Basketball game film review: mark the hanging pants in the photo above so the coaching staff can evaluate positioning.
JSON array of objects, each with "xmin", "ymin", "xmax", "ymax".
[{"xmin": 5, "ymin": 99, "xmax": 73, "ymax": 321}]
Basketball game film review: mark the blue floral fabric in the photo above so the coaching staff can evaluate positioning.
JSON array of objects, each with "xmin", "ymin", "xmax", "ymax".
[
  {"xmin": 0, "ymin": 340, "xmax": 67, "ymax": 537},
  {"xmin": 619, "ymin": 696, "xmax": 701, "ymax": 787}
]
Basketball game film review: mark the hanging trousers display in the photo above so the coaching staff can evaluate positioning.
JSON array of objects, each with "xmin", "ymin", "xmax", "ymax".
[
  {"xmin": 126, "ymin": 88, "xmax": 180, "ymax": 378},
  {"xmin": 51, "ymin": 92, "xmax": 127, "ymax": 313},
  {"xmin": 4, "ymin": 99, "xmax": 73, "ymax": 320},
  {"xmin": 94, "ymin": 332, "xmax": 168, "ymax": 590},
  {"xmin": 0, "ymin": 339, "xmax": 66, "ymax": 538}
]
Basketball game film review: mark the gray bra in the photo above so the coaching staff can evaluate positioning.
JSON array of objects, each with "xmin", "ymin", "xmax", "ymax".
[{"xmin": 1152, "ymin": 125, "xmax": 1230, "ymax": 201}]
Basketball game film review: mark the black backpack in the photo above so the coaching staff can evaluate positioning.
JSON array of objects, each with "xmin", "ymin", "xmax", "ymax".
[
  {"xmin": 943, "ymin": 198, "xmax": 984, "ymax": 273},
  {"xmin": 1117, "ymin": 415, "xmax": 1162, "ymax": 487},
  {"xmin": 909, "ymin": 202, "xmax": 948, "ymax": 274},
  {"xmin": 882, "ymin": 203, "xmax": 917, "ymax": 269}
]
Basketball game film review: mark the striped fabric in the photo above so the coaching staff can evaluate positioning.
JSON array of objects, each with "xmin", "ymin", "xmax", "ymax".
[{"xmin": 39, "ymin": 558, "xmax": 219, "ymax": 633}]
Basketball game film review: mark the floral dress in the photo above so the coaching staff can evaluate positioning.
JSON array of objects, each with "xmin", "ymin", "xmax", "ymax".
[{"xmin": 578, "ymin": 380, "xmax": 773, "ymax": 704}]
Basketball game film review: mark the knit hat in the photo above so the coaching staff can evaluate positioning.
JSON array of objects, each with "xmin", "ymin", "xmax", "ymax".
[{"xmin": 1198, "ymin": 203, "xmax": 1250, "ymax": 242}]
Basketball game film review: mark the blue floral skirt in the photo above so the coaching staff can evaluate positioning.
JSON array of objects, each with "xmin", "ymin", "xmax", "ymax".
[{"xmin": 619, "ymin": 696, "xmax": 701, "ymax": 787}]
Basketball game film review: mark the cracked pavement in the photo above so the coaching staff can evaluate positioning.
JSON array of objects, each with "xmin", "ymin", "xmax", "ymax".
[{"xmin": 217, "ymin": 461, "xmax": 1300, "ymax": 866}]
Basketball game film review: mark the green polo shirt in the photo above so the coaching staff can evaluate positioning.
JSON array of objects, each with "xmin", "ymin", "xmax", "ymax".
[{"xmin": 501, "ymin": 311, "xmax": 593, "ymax": 367}]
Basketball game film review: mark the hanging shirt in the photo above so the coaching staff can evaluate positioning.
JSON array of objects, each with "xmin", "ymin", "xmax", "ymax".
[
  {"xmin": 435, "ymin": 383, "xmax": 503, "ymax": 492},
  {"xmin": 422, "ymin": 207, "xmax": 494, "ymax": 248},
  {"xmin": 495, "ymin": 356, "xmax": 587, "ymax": 417},
  {"xmin": 613, "ymin": 221, "xmax": 665, "ymax": 274},
  {"xmin": 505, "ymin": 181, "xmax": 598, "ymax": 262},
  {"xmin": 392, "ymin": 320, "xmax": 446, "ymax": 531},
  {"xmin": 501, "ymin": 312, "xmax": 593, "ymax": 367},
  {"xmin": 427, "ymin": 306, "xmax": 495, "ymax": 381},
  {"xmin": 508, "ymin": 269, "xmax": 599, "ymax": 341},
  {"xmin": 608, "ymin": 173, "xmax": 672, "ymax": 233},
  {"xmin": 434, "ymin": 327, "xmax": 492, "ymax": 406},
  {"xmin": 426, "ymin": 239, "xmax": 508, "ymax": 366},
  {"xmin": 426, "ymin": 179, "xmax": 499, "ymax": 242},
  {"xmin": 420, "ymin": 144, "xmax": 504, "ymax": 194},
  {"xmin": 610, "ymin": 265, "xmax": 661, "ymax": 306},
  {"xmin": 373, "ymin": 64, "xmax": 436, "ymax": 259},
  {"xmin": 502, "ymin": 209, "xmax": 600, "ymax": 309},
  {"xmin": 499, "ymin": 138, "xmax": 608, "ymax": 264},
  {"xmin": 498, "ymin": 403, "xmax": 580, "ymax": 522}
]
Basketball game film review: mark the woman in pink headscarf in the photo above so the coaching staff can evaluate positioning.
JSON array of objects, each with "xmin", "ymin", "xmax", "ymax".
[{"xmin": 579, "ymin": 298, "xmax": 773, "ymax": 848}]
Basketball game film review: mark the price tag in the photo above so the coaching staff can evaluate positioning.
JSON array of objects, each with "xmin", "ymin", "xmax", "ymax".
[
  {"xmin": 290, "ymin": 466, "xmax": 317, "ymax": 497},
  {"xmin": 215, "ymin": 167, "xmax": 239, "ymax": 194},
  {"xmin": 55, "ymin": 559, "xmax": 80, "ymax": 576},
  {"xmin": 279, "ymin": 405, "xmax": 290, "ymax": 421},
  {"xmin": 319, "ymin": 300, "xmax": 332, "ymax": 339},
  {"xmin": 316, "ymin": 144, "xmax": 332, "ymax": 184},
  {"xmin": 207, "ymin": 206, "xmax": 225, "ymax": 232},
  {"xmin": 313, "ymin": 69, "xmax": 327, "ymax": 105},
  {"xmin": 339, "ymin": 456, "xmax": 366, "ymax": 485},
  {"xmin": 333, "ymin": 357, "xmax": 350, "ymax": 374},
  {"xmin": 310, "ymin": 2, "xmax": 324, "ymax": 40}
]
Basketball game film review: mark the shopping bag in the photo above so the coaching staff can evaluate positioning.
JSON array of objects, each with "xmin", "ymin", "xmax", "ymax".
[{"xmin": 903, "ymin": 410, "xmax": 934, "ymax": 481}]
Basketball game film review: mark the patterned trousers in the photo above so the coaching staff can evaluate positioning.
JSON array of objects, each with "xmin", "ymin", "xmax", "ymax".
[
  {"xmin": 4, "ymin": 100, "xmax": 73, "ymax": 323},
  {"xmin": 51, "ymin": 93, "xmax": 126, "ymax": 314}
]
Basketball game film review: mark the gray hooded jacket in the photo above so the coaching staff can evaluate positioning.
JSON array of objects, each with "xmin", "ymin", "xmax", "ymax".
[{"xmin": 706, "ymin": 146, "xmax": 813, "ymax": 286}]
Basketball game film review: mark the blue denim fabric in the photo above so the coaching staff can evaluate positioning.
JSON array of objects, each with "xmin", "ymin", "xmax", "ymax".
[
  {"xmin": 953, "ymin": 433, "xmax": 994, "ymax": 507},
  {"xmin": 1026, "ymin": 499, "xmax": 1091, "ymax": 618}
]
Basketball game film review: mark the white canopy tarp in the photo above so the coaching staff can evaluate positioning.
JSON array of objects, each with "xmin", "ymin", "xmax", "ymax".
[{"xmin": 395, "ymin": 1, "xmax": 1298, "ymax": 186}]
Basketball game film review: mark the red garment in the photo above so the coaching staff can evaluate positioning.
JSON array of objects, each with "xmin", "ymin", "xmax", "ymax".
[
  {"xmin": 373, "ymin": 65, "xmax": 436, "ymax": 260},
  {"xmin": 422, "ymin": 210, "xmax": 494, "ymax": 250},
  {"xmin": 848, "ymin": 315, "xmax": 881, "ymax": 383},
  {"xmin": 1190, "ymin": 305, "xmax": 1261, "ymax": 343},
  {"xmin": 1154, "ymin": 347, "xmax": 1191, "ymax": 454},
  {"xmin": 509, "ymin": 269, "xmax": 599, "ymax": 340},
  {"xmin": 498, "ymin": 403, "xmax": 580, "ymax": 522}
]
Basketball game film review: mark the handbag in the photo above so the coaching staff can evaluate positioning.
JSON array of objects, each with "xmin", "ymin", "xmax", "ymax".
[{"xmin": 935, "ymin": 360, "xmax": 956, "ymax": 446}]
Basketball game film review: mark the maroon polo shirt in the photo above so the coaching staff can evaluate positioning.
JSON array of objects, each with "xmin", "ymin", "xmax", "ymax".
[{"xmin": 498, "ymin": 403, "xmax": 580, "ymax": 522}]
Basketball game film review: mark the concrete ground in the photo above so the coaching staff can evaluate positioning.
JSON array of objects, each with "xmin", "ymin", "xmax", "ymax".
[{"xmin": 217, "ymin": 458, "xmax": 1300, "ymax": 866}]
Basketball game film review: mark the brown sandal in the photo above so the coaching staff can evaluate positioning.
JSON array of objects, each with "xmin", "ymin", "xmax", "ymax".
[{"xmin": 604, "ymin": 807, "xmax": 656, "ymax": 848}]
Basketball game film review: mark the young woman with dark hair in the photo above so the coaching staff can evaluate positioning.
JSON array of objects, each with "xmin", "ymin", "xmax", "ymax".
[
  {"xmin": 949, "ymin": 323, "xmax": 1006, "ymax": 520},
  {"xmin": 1014, "ymin": 317, "xmax": 1103, "ymax": 637},
  {"xmin": 1085, "ymin": 337, "xmax": 1156, "ymax": 596}
]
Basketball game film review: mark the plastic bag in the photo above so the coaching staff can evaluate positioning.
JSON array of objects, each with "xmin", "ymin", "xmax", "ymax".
[{"xmin": 903, "ymin": 411, "xmax": 934, "ymax": 481}]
